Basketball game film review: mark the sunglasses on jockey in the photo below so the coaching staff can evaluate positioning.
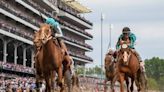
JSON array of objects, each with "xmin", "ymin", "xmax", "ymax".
[{"xmin": 123, "ymin": 31, "xmax": 130, "ymax": 36}]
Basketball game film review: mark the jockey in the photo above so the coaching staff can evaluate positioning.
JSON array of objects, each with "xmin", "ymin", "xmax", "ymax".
[
  {"xmin": 107, "ymin": 48, "xmax": 117, "ymax": 62},
  {"xmin": 45, "ymin": 11, "xmax": 63, "ymax": 38},
  {"xmin": 45, "ymin": 10, "xmax": 75, "ymax": 74},
  {"xmin": 45, "ymin": 10, "xmax": 64, "ymax": 50},
  {"xmin": 116, "ymin": 27, "xmax": 145, "ymax": 70},
  {"xmin": 107, "ymin": 48, "xmax": 115, "ymax": 55}
]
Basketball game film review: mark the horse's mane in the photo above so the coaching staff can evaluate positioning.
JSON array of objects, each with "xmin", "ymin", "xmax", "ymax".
[{"xmin": 40, "ymin": 23, "xmax": 51, "ymax": 28}]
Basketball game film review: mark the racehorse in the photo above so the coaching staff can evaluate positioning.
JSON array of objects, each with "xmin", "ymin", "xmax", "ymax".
[
  {"xmin": 104, "ymin": 51, "xmax": 117, "ymax": 92},
  {"xmin": 104, "ymin": 51, "xmax": 129, "ymax": 92},
  {"xmin": 115, "ymin": 41, "xmax": 142, "ymax": 92},
  {"xmin": 33, "ymin": 24, "xmax": 72, "ymax": 92}
]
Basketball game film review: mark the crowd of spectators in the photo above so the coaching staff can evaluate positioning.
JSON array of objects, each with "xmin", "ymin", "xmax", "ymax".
[
  {"xmin": 0, "ymin": 0, "xmax": 41, "ymax": 27},
  {"xmin": 0, "ymin": 61, "xmax": 35, "ymax": 74},
  {"xmin": 25, "ymin": 0, "xmax": 52, "ymax": 17},
  {"xmin": 0, "ymin": 72, "xmax": 103, "ymax": 92},
  {"xmin": 0, "ymin": 22, "xmax": 33, "ymax": 41},
  {"xmin": 0, "ymin": 73, "xmax": 36, "ymax": 92}
]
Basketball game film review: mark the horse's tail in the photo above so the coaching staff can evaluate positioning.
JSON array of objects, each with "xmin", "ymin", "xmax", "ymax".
[{"xmin": 136, "ymin": 68, "xmax": 148, "ymax": 92}]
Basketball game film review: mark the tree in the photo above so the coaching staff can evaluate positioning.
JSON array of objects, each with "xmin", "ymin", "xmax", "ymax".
[
  {"xmin": 94, "ymin": 65, "xmax": 103, "ymax": 75},
  {"xmin": 77, "ymin": 67, "xmax": 85, "ymax": 75},
  {"xmin": 145, "ymin": 57, "xmax": 164, "ymax": 80},
  {"xmin": 145, "ymin": 57, "xmax": 164, "ymax": 90}
]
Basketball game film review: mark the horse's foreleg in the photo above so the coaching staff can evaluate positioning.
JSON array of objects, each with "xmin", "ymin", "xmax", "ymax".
[
  {"xmin": 45, "ymin": 75, "xmax": 51, "ymax": 92},
  {"xmin": 119, "ymin": 73, "xmax": 125, "ymax": 92},
  {"xmin": 111, "ymin": 74, "xmax": 119, "ymax": 92},
  {"xmin": 50, "ymin": 71, "xmax": 55, "ymax": 91},
  {"xmin": 130, "ymin": 77, "xmax": 134, "ymax": 92},
  {"xmin": 125, "ymin": 76, "xmax": 129, "ymax": 92}
]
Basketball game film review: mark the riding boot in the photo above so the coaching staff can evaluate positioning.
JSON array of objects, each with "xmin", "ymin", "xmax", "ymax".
[
  {"xmin": 58, "ymin": 38, "xmax": 69, "ymax": 56},
  {"xmin": 131, "ymin": 49, "xmax": 145, "ymax": 72},
  {"xmin": 70, "ymin": 59, "xmax": 75, "ymax": 76},
  {"xmin": 56, "ymin": 37, "xmax": 62, "ymax": 47}
]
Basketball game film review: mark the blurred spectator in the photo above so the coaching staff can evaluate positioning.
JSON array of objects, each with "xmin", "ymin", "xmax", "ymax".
[{"xmin": 0, "ymin": 61, "xmax": 35, "ymax": 74}]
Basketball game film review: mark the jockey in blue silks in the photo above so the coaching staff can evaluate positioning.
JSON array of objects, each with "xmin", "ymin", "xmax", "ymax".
[
  {"xmin": 45, "ymin": 11, "xmax": 63, "ymax": 37},
  {"xmin": 116, "ymin": 27, "xmax": 145, "ymax": 71},
  {"xmin": 116, "ymin": 31, "xmax": 136, "ymax": 49},
  {"xmin": 45, "ymin": 10, "xmax": 64, "ymax": 48},
  {"xmin": 45, "ymin": 10, "xmax": 75, "ymax": 75}
]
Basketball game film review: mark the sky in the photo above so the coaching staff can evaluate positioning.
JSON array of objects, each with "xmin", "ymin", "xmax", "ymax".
[{"xmin": 77, "ymin": 0, "xmax": 164, "ymax": 67}]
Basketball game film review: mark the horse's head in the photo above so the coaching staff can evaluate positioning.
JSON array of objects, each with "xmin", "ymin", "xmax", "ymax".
[
  {"xmin": 33, "ymin": 31, "xmax": 42, "ymax": 49},
  {"xmin": 105, "ymin": 50, "xmax": 115, "ymax": 71},
  {"xmin": 39, "ymin": 24, "xmax": 52, "ymax": 44},
  {"xmin": 117, "ymin": 41, "xmax": 132, "ymax": 64}
]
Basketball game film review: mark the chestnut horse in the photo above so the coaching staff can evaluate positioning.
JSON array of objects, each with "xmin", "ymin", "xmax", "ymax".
[
  {"xmin": 115, "ymin": 41, "xmax": 141, "ymax": 92},
  {"xmin": 33, "ymin": 24, "xmax": 72, "ymax": 92},
  {"xmin": 104, "ymin": 51, "xmax": 129, "ymax": 92}
]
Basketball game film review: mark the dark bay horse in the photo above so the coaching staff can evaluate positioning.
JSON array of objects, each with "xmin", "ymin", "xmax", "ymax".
[
  {"xmin": 33, "ymin": 24, "xmax": 72, "ymax": 92},
  {"xmin": 104, "ymin": 51, "xmax": 129, "ymax": 92},
  {"xmin": 115, "ymin": 41, "xmax": 141, "ymax": 92},
  {"xmin": 104, "ymin": 51, "xmax": 117, "ymax": 92}
]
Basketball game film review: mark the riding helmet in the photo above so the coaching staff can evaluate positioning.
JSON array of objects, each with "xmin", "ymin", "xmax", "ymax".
[{"xmin": 122, "ymin": 27, "xmax": 130, "ymax": 34}]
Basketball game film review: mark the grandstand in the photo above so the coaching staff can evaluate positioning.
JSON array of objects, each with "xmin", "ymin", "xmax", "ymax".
[{"xmin": 0, "ymin": 0, "xmax": 93, "ymax": 76}]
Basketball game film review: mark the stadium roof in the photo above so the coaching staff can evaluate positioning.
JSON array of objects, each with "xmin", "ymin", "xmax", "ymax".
[{"xmin": 62, "ymin": 0, "xmax": 92, "ymax": 13}]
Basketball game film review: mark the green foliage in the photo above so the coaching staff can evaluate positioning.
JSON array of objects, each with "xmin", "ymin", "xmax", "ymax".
[
  {"xmin": 147, "ymin": 78, "xmax": 159, "ymax": 90},
  {"xmin": 145, "ymin": 57, "xmax": 164, "ymax": 91},
  {"xmin": 158, "ymin": 76, "xmax": 164, "ymax": 90},
  {"xmin": 145, "ymin": 57, "xmax": 164, "ymax": 80},
  {"xmin": 77, "ymin": 67, "xmax": 84, "ymax": 75},
  {"xmin": 94, "ymin": 65, "xmax": 103, "ymax": 75},
  {"xmin": 76, "ymin": 65, "xmax": 104, "ymax": 76}
]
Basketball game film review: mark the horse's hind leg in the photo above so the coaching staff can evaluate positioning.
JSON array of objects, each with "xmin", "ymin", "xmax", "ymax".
[{"xmin": 36, "ymin": 74, "xmax": 42, "ymax": 92}]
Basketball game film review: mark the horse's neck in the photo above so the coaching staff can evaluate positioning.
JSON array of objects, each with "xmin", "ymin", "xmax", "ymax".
[
  {"xmin": 130, "ymin": 51, "xmax": 138, "ymax": 62},
  {"xmin": 44, "ymin": 39, "xmax": 56, "ymax": 49},
  {"xmin": 43, "ymin": 39, "xmax": 55, "ymax": 54},
  {"xmin": 106, "ymin": 57, "xmax": 115, "ymax": 72}
]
